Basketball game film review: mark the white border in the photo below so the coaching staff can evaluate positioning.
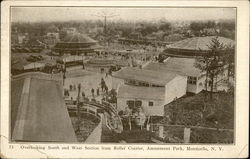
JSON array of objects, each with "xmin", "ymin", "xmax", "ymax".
[{"xmin": 1, "ymin": 1, "xmax": 249, "ymax": 158}]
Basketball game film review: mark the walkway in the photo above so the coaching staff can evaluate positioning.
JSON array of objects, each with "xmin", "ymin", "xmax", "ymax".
[{"xmin": 64, "ymin": 69, "xmax": 112, "ymax": 101}]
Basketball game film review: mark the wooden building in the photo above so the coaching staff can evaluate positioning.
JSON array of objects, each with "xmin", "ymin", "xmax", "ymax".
[
  {"xmin": 159, "ymin": 36, "xmax": 234, "ymax": 60},
  {"xmin": 144, "ymin": 57, "xmax": 230, "ymax": 93},
  {"xmin": 143, "ymin": 57, "xmax": 205, "ymax": 94},
  {"xmin": 112, "ymin": 67, "xmax": 187, "ymax": 116}
]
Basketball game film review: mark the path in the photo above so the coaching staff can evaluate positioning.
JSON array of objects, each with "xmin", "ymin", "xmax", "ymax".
[{"xmin": 64, "ymin": 69, "xmax": 113, "ymax": 102}]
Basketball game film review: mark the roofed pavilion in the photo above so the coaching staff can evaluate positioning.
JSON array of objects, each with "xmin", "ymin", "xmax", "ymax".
[
  {"xmin": 160, "ymin": 36, "xmax": 234, "ymax": 58},
  {"xmin": 53, "ymin": 32, "xmax": 100, "ymax": 56}
]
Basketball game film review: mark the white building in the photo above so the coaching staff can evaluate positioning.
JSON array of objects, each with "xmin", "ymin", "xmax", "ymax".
[
  {"xmin": 143, "ymin": 57, "xmax": 206, "ymax": 94},
  {"xmin": 117, "ymin": 85, "xmax": 166, "ymax": 116},
  {"xmin": 113, "ymin": 67, "xmax": 187, "ymax": 116}
]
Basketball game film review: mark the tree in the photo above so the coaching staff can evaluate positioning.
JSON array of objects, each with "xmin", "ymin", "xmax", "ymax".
[
  {"xmin": 190, "ymin": 21, "xmax": 203, "ymax": 31},
  {"xmin": 195, "ymin": 37, "xmax": 227, "ymax": 100},
  {"xmin": 222, "ymin": 45, "xmax": 235, "ymax": 83},
  {"xmin": 194, "ymin": 50, "xmax": 210, "ymax": 92},
  {"xmin": 189, "ymin": 20, "xmax": 216, "ymax": 37},
  {"xmin": 140, "ymin": 25, "xmax": 158, "ymax": 36},
  {"xmin": 159, "ymin": 22, "xmax": 172, "ymax": 32}
]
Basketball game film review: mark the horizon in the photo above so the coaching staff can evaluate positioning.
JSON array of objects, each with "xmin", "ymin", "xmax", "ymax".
[{"xmin": 11, "ymin": 7, "xmax": 236, "ymax": 23}]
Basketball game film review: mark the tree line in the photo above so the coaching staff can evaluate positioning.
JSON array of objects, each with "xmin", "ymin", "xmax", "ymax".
[{"xmin": 12, "ymin": 19, "xmax": 235, "ymax": 41}]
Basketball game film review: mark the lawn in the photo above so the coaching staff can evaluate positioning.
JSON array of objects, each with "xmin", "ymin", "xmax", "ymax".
[
  {"xmin": 164, "ymin": 90, "xmax": 234, "ymax": 129},
  {"xmin": 162, "ymin": 90, "xmax": 234, "ymax": 143}
]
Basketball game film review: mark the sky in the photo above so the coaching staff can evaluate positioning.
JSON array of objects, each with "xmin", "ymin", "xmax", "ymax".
[{"xmin": 11, "ymin": 7, "xmax": 236, "ymax": 23}]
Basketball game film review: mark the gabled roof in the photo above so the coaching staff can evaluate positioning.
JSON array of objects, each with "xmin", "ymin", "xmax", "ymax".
[
  {"xmin": 143, "ymin": 57, "xmax": 202, "ymax": 77},
  {"xmin": 113, "ymin": 67, "xmax": 177, "ymax": 86},
  {"xmin": 11, "ymin": 72, "xmax": 77, "ymax": 142},
  {"xmin": 166, "ymin": 36, "xmax": 234, "ymax": 51},
  {"xmin": 117, "ymin": 84, "xmax": 165, "ymax": 100}
]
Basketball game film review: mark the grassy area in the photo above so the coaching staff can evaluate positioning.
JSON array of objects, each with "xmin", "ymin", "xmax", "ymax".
[
  {"xmin": 162, "ymin": 90, "xmax": 234, "ymax": 143},
  {"xmin": 164, "ymin": 90, "xmax": 234, "ymax": 129},
  {"xmin": 70, "ymin": 116, "xmax": 99, "ymax": 142},
  {"xmin": 190, "ymin": 128, "xmax": 233, "ymax": 143}
]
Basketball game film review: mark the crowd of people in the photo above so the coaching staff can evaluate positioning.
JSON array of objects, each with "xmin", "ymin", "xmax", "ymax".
[
  {"xmin": 119, "ymin": 106, "xmax": 147, "ymax": 131},
  {"xmin": 64, "ymin": 77, "xmax": 110, "ymax": 102}
]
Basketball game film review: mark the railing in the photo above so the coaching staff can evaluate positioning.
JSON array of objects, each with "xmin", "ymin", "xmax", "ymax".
[
  {"xmin": 12, "ymin": 71, "xmax": 62, "ymax": 81},
  {"xmin": 67, "ymin": 105, "xmax": 101, "ymax": 121},
  {"xmin": 66, "ymin": 100, "xmax": 123, "ymax": 133},
  {"xmin": 150, "ymin": 123, "xmax": 234, "ymax": 132},
  {"xmin": 149, "ymin": 123, "xmax": 234, "ymax": 143}
]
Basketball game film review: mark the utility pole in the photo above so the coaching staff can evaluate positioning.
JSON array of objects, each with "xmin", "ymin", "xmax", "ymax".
[
  {"xmin": 77, "ymin": 83, "xmax": 81, "ymax": 132},
  {"xmin": 92, "ymin": 12, "xmax": 119, "ymax": 46},
  {"xmin": 104, "ymin": 16, "xmax": 107, "ymax": 35}
]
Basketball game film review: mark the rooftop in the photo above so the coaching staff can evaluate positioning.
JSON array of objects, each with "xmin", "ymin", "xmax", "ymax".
[
  {"xmin": 166, "ymin": 36, "xmax": 234, "ymax": 51},
  {"xmin": 117, "ymin": 84, "xmax": 165, "ymax": 100},
  {"xmin": 113, "ymin": 67, "xmax": 177, "ymax": 86},
  {"xmin": 61, "ymin": 32, "xmax": 97, "ymax": 44},
  {"xmin": 11, "ymin": 55, "xmax": 57, "ymax": 71},
  {"xmin": 143, "ymin": 57, "xmax": 202, "ymax": 77},
  {"xmin": 11, "ymin": 72, "xmax": 77, "ymax": 142},
  {"xmin": 53, "ymin": 33, "xmax": 100, "ymax": 51},
  {"xmin": 87, "ymin": 59, "xmax": 115, "ymax": 65}
]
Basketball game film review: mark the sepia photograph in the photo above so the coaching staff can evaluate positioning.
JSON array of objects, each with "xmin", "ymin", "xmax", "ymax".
[
  {"xmin": 1, "ymin": 0, "xmax": 249, "ymax": 158},
  {"xmin": 10, "ymin": 6, "xmax": 236, "ymax": 144}
]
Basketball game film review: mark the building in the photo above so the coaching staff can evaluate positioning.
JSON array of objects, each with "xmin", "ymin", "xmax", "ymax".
[
  {"xmin": 112, "ymin": 67, "xmax": 187, "ymax": 116},
  {"xmin": 143, "ymin": 57, "xmax": 205, "ymax": 94},
  {"xmin": 53, "ymin": 32, "xmax": 100, "ymax": 56},
  {"xmin": 117, "ymin": 85, "xmax": 166, "ymax": 116},
  {"xmin": 84, "ymin": 59, "xmax": 116, "ymax": 73},
  {"xmin": 43, "ymin": 32, "xmax": 60, "ymax": 48},
  {"xmin": 11, "ymin": 36, "xmax": 46, "ymax": 53},
  {"xmin": 159, "ymin": 36, "xmax": 234, "ymax": 59},
  {"xmin": 11, "ymin": 55, "xmax": 57, "ymax": 75},
  {"xmin": 156, "ymin": 36, "xmax": 234, "ymax": 92},
  {"xmin": 144, "ymin": 57, "xmax": 230, "ymax": 93},
  {"xmin": 11, "ymin": 72, "xmax": 77, "ymax": 142}
]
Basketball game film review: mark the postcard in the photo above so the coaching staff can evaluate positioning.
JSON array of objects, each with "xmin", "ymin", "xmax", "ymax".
[{"xmin": 1, "ymin": 0, "xmax": 249, "ymax": 158}]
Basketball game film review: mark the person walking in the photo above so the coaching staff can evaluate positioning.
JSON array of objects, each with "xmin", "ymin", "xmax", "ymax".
[
  {"xmin": 91, "ymin": 88, "xmax": 95, "ymax": 98},
  {"xmin": 82, "ymin": 91, "xmax": 85, "ymax": 98},
  {"xmin": 101, "ymin": 78, "xmax": 105, "ymax": 92},
  {"xmin": 108, "ymin": 68, "xmax": 112, "ymax": 76},
  {"xmin": 104, "ymin": 84, "xmax": 108, "ymax": 94},
  {"xmin": 96, "ymin": 88, "xmax": 99, "ymax": 96}
]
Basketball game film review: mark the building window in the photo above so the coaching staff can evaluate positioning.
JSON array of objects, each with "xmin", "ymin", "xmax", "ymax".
[
  {"xmin": 138, "ymin": 81, "xmax": 149, "ymax": 87},
  {"xmin": 148, "ymin": 101, "xmax": 154, "ymax": 107},
  {"xmin": 127, "ymin": 100, "xmax": 142, "ymax": 110},
  {"xmin": 188, "ymin": 76, "xmax": 197, "ymax": 85}
]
